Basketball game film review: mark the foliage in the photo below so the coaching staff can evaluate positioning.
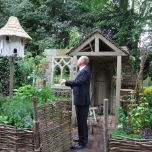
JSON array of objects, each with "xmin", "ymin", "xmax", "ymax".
[
  {"xmin": 144, "ymin": 86, "xmax": 152, "ymax": 107},
  {"xmin": 0, "ymin": 52, "xmax": 47, "ymax": 95},
  {"xmin": 127, "ymin": 98, "xmax": 150, "ymax": 131},
  {"xmin": 112, "ymin": 129, "xmax": 142, "ymax": 139},
  {"xmin": 118, "ymin": 107, "xmax": 128, "ymax": 128},
  {"xmin": 0, "ymin": 96, "xmax": 33, "ymax": 128},
  {"xmin": 68, "ymin": 26, "xmax": 81, "ymax": 48},
  {"xmin": 14, "ymin": 52, "xmax": 36, "ymax": 88},
  {"xmin": 119, "ymin": 86, "xmax": 152, "ymax": 135},
  {"xmin": 14, "ymin": 84, "xmax": 53, "ymax": 104},
  {"xmin": 0, "ymin": 84, "xmax": 70, "ymax": 128},
  {"xmin": 144, "ymin": 86, "xmax": 152, "ymax": 96},
  {"xmin": 0, "ymin": 58, "xmax": 9, "ymax": 95}
]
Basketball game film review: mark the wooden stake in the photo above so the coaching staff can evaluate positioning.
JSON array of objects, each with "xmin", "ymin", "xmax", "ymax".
[
  {"xmin": 32, "ymin": 96, "xmax": 40, "ymax": 152},
  {"xmin": 9, "ymin": 57, "xmax": 14, "ymax": 96},
  {"xmin": 103, "ymin": 99, "xmax": 109, "ymax": 152}
]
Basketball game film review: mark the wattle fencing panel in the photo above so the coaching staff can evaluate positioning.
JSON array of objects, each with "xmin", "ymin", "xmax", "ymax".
[
  {"xmin": 33, "ymin": 100, "xmax": 72, "ymax": 152},
  {"xmin": 0, "ymin": 125, "xmax": 34, "ymax": 152}
]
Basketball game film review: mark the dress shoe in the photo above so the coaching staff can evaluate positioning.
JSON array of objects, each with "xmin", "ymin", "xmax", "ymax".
[
  {"xmin": 70, "ymin": 143, "xmax": 85, "ymax": 150},
  {"xmin": 73, "ymin": 137, "xmax": 79, "ymax": 142}
]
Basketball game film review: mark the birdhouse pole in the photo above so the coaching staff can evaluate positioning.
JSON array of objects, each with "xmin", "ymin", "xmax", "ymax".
[{"xmin": 9, "ymin": 56, "xmax": 15, "ymax": 96}]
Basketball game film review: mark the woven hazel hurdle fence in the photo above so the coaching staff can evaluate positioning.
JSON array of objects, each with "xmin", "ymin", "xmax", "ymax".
[
  {"xmin": 109, "ymin": 137, "xmax": 152, "ymax": 152},
  {"xmin": 32, "ymin": 97, "xmax": 72, "ymax": 152},
  {"xmin": 0, "ymin": 125, "xmax": 34, "ymax": 152}
]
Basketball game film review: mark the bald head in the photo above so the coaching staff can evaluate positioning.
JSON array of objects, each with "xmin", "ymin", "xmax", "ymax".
[{"xmin": 77, "ymin": 56, "xmax": 89, "ymax": 67}]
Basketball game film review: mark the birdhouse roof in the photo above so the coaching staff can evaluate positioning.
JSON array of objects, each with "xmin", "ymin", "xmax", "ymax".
[{"xmin": 0, "ymin": 16, "xmax": 32, "ymax": 42}]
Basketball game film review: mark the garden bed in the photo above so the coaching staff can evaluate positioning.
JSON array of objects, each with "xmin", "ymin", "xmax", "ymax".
[
  {"xmin": 0, "ymin": 100, "xmax": 72, "ymax": 152},
  {"xmin": 109, "ymin": 137, "xmax": 152, "ymax": 152}
]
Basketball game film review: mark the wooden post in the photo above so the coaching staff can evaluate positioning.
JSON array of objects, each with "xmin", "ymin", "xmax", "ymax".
[
  {"xmin": 95, "ymin": 37, "xmax": 99, "ymax": 52},
  {"xmin": 103, "ymin": 99, "xmax": 109, "ymax": 152},
  {"xmin": 115, "ymin": 56, "xmax": 122, "ymax": 127},
  {"xmin": 9, "ymin": 57, "xmax": 14, "ymax": 96},
  {"xmin": 32, "ymin": 97, "xmax": 40, "ymax": 152},
  {"xmin": 71, "ymin": 56, "xmax": 77, "ymax": 125}
]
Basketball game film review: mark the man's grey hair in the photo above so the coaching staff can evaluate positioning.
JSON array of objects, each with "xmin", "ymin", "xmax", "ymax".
[{"xmin": 80, "ymin": 56, "xmax": 89, "ymax": 65}]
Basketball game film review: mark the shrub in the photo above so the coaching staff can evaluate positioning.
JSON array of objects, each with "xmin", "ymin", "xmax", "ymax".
[
  {"xmin": 14, "ymin": 85, "xmax": 54, "ymax": 104},
  {"xmin": 0, "ymin": 96, "xmax": 33, "ymax": 128},
  {"xmin": 144, "ymin": 86, "xmax": 152, "ymax": 107}
]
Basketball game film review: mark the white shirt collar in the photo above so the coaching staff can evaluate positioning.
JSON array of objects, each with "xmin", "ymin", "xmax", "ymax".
[{"xmin": 79, "ymin": 66, "xmax": 86, "ymax": 71}]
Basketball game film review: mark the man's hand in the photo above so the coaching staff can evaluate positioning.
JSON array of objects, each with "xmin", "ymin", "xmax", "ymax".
[{"xmin": 60, "ymin": 79, "xmax": 66, "ymax": 85}]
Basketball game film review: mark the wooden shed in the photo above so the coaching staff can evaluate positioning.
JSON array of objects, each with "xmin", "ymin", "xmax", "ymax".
[
  {"xmin": 44, "ymin": 29, "xmax": 136, "ymax": 124},
  {"xmin": 68, "ymin": 29, "xmax": 136, "ymax": 109}
]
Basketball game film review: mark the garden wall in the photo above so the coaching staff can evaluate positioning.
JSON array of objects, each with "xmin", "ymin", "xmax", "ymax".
[
  {"xmin": 109, "ymin": 137, "xmax": 152, "ymax": 152},
  {"xmin": 0, "ymin": 125, "xmax": 34, "ymax": 152}
]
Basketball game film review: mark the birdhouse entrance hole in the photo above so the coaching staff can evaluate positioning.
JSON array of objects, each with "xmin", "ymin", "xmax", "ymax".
[
  {"xmin": 6, "ymin": 36, "xmax": 9, "ymax": 41},
  {"xmin": 13, "ymin": 48, "xmax": 17, "ymax": 54}
]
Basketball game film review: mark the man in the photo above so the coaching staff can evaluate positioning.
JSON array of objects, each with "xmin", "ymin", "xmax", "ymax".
[{"xmin": 60, "ymin": 56, "xmax": 91, "ymax": 150}]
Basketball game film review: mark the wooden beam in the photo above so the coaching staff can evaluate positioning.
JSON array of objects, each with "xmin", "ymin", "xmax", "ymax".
[
  {"xmin": 9, "ymin": 57, "xmax": 14, "ymax": 96},
  {"xmin": 81, "ymin": 46, "xmax": 90, "ymax": 52},
  {"xmin": 89, "ymin": 43, "xmax": 94, "ymax": 52},
  {"xmin": 69, "ymin": 36, "xmax": 95, "ymax": 54},
  {"xmin": 71, "ymin": 51, "xmax": 127, "ymax": 56},
  {"xmin": 97, "ymin": 33, "xmax": 128, "ymax": 55},
  {"xmin": 115, "ymin": 56, "xmax": 122, "ymax": 127},
  {"xmin": 95, "ymin": 37, "xmax": 99, "ymax": 52}
]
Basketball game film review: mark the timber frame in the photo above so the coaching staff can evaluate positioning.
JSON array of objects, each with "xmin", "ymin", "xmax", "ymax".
[{"xmin": 67, "ymin": 29, "xmax": 129, "ymax": 126}]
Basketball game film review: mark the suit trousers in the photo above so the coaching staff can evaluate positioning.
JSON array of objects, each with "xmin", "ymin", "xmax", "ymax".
[{"xmin": 75, "ymin": 105, "xmax": 89, "ymax": 146}]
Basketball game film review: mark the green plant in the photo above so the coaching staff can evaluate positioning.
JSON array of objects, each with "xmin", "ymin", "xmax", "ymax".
[
  {"xmin": 14, "ymin": 85, "xmax": 35, "ymax": 98},
  {"xmin": 112, "ymin": 129, "xmax": 142, "ymax": 139},
  {"xmin": 127, "ymin": 98, "xmax": 150, "ymax": 132},
  {"xmin": 1, "ymin": 96, "xmax": 33, "ymax": 128},
  {"xmin": 68, "ymin": 26, "xmax": 81, "ymax": 48},
  {"xmin": 0, "ymin": 116, "xmax": 12, "ymax": 125},
  {"xmin": 144, "ymin": 86, "xmax": 152, "ymax": 107},
  {"xmin": 118, "ymin": 107, "xmax": 128, "ymax": 128}
]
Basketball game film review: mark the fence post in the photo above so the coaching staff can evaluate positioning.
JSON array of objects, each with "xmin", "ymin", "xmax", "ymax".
[
  {"xmin": 103, "ymin": 99, "xmax": 109, "ymax": 152},
  {"xmin": 32, "ymin": 96, "xmax": 40, "ymax": 152}
]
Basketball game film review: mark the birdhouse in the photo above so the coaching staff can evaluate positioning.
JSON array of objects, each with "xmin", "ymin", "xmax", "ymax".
[{"xmin": 0, "ymin": 16, "xmax": 32, "ymax": 58}]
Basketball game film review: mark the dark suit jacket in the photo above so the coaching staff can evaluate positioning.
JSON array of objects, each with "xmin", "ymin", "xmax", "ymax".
[{"xmin": 65, "ymin": 66, "xmax": 91, "ymax": 106}]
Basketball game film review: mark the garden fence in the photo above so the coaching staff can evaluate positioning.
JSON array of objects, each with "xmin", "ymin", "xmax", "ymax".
[
  {"xmin": 32, "ymin": 97, "xmax": 72, "ymax": 152},
  {"xmin": 0, "ymin": 98, "xmax": 71, "ymax": 152},
  {"xmin": 0, "ymin": 125, "xmax": 34, "ymax": 152}
]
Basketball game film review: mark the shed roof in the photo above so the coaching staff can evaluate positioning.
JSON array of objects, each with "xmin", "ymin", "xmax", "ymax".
[
  {"xmin": 0, "ymin": 16, "xmax": 32, "ymax": 42},
  {"xmin": 67, "ymin": 29, "xmax": 129, "ymax": 56}
]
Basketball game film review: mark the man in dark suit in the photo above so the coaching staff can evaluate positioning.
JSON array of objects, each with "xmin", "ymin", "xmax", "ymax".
[{"xmin": 60, "ymin": 56, "xmax": 91, "ymax": 150}]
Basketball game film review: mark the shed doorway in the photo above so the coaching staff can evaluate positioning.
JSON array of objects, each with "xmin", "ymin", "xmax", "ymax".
[
  {"xmin": 90, "ymin": 60, "xmax": 113, "ymax": 113},
  {"xmin": 95, "ymin": 69, "xmax": 110, "ymax": 106}
]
